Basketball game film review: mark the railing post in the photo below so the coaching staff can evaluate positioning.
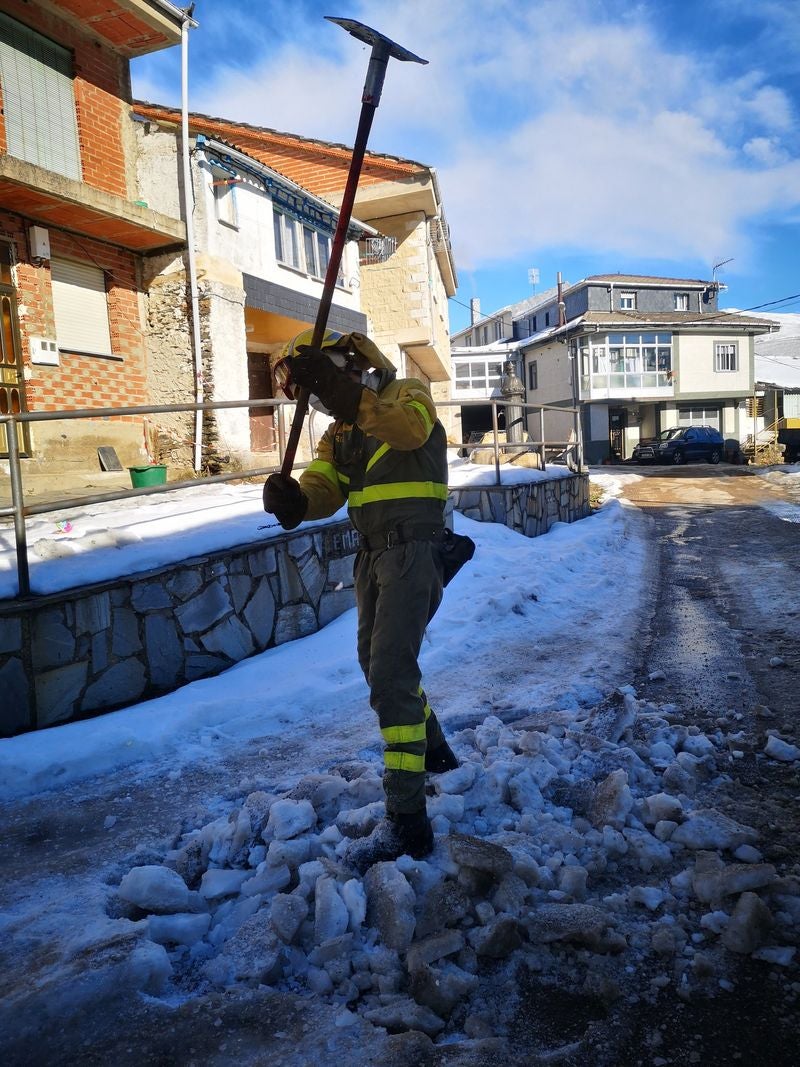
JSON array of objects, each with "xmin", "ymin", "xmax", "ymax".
[
  {"xmin": 491, "ymin": 400, "xmax": 501, "ymax": 485},
  {"xmin": 277, "ymin": 403, "xmax": 286, "ymax": 464},
  {"xmin": 6, "ymin": 416, "xmax": 30, "ymax": 597},
  {"xmin": 539, "ymin": 407, "xmax": 546, "ymax": 470}
]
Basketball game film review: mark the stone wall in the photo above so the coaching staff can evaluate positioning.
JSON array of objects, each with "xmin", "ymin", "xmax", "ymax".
[
  {"xmin": 452, "ymin": 471, "xmax": 590, "ymax": 538},
  {"xmin": 0, "ymin": 474, "xmax": 588, "ymax": 737},
  {"xmin": 0, "ymin": 522, "xmax": 360, "ymax": 738}
]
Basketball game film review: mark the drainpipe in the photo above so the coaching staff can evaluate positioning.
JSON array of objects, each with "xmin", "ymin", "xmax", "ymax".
[{"xmin": 179, "ymin": 17, "xmax": 204, "ymax": 472}]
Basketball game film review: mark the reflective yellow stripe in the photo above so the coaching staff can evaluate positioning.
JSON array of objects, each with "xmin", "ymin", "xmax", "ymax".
[
  {"xmin": 366, "ymin": 442, "xmax": 391, "ymax": 473},
  {"xmin": 418, "ymin": 687, "xmax": 432, "ymax": 719},
  {"xmin": 306, "ymin": 460, "xmax": 340, "ymax": 489},
  {"xmin": 408, "ymin": 400, "xmax": 434, "ymax": 434},
  {"xmin": 349, "ymin": 481, "xmax": 449, "ymax": 507},
  {"xmin": 381, "ymin": 722, "xmax": 427, "ymax": 744},
  {"xmin": 384, "ymin": 750, "xmax": 426, "ymax": 772},
  {"xmin": 338, "ymin": 471, "xmax": 350, "ymax": 485}
]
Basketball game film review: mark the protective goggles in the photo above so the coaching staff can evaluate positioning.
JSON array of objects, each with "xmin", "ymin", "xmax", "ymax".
[{"xmin": 274, "ymin": 350, "xmax": 353, "ymax": 401}]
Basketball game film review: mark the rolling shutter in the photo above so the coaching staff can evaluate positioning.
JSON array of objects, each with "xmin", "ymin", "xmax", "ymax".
[
  {"xmin": 0, "ymin": 12, "xmax": 81, "ymax": 180},
  {"xmin": 51, "ymin": 259, "xmax": 113, "ymax": 357}
]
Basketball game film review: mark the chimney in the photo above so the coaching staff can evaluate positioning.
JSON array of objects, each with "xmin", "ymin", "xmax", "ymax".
[
  {"xmin": 470, "ymin": 298, "xmax": 481, "ymax": 326},
  {"xmin": 557, "ymin": 272, "xmax": 566, "ymax": 327}
]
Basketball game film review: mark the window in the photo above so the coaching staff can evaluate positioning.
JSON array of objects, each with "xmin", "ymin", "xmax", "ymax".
[
  {"xmin": 454, "ymin": 359, "xmax": 503, "ymax": 393},
  {"xmin": 678, "ymin": 406, "xmax": 720, "ymax": 429},
  {"xmin": 0, "ymin": 13, "xmax": 81, "ymax": 180},
  {"xmin": 587, "ymin": 332, "xmax": 672, "ymax": 390},
  {"xmin": 527, "ymin": 360, "xmax": 538, "ymax": 391},
  {"xmin": 619, "ymin": 291, "xmax": 636, "ymax": 310},
  {"xmin": 714, "ymin": 342, "xmax": 738, "ymax": 372},
  {"xmin": 51, "ymin": 259, "xmax": 112, "ymax": 356},
  {"xmin": 213, "ymin": 177, "xmax": 238, "ymax": 227},
  {"xmin": 674, "ymin": 292, "xmax": 689, "ymax": 311},
  {"xmin": 545, "ymin": 311, "xmax": 550, "ymax": 327},
  {"xmin": 273, "ymin": 209, "xmax": 337, "ymax": 282}
]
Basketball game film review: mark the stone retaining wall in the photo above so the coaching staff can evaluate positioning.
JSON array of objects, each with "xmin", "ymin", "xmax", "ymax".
[
  {"xmin": 0, "ymin": 474, "xmax": 588, "ymax": 737},
  {"xmin": 451, "ymin": 470, "xmax": 590, "ymax": 538}
]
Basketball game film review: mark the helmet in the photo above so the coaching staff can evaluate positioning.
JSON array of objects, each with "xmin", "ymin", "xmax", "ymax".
[{"xmin": 274, "ymin": 328, "xmax": 395, "ymax": 400}]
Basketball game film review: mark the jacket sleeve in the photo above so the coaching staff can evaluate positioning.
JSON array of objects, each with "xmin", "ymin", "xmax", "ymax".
[
  {"xmin": 298, "ymin": 426, "xmax": 347, "ymax": 519},
  {"xmin": 355, "ymin": 378, "xmax": 437, "ymax": 450}
]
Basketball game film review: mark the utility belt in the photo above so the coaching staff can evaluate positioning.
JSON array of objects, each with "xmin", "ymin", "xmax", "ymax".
[
  {"xmin": 358, "ymin": 523, "xmax": 445, "ymax": 552},
  {"xmin": 358, "ymin": 524, "xmax": 476, "ymax": 587}
]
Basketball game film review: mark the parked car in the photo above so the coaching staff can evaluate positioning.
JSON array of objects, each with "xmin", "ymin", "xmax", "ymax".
[{"xmin": 633, "ymin": 426, "xmax": 725, "ymax": 465}]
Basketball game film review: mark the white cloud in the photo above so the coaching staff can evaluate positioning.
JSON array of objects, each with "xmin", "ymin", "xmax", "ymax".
[{"xmin": 131, "ymin": 0, "xmax": 800, "ymax": 274}]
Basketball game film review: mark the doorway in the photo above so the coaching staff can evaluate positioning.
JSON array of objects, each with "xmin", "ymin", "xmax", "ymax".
[
  {"xmin": 0, "ymin": 241, "xmax": 31, "ymax": 458},
  {"xmin": 247, "ymin": 353, "xmax": 275, "ymax": 451},
  {"xmin": 609, "ymin": 407, "xmax": 628, "ymax": 461}
]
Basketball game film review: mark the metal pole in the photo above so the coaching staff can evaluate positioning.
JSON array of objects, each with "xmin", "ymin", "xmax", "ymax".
[
  {"xmin": 539, "ymin": 407, "xmax": 547, "ymax": 470},
  {"xmin": 280, "ymin": 19, "xmax": 427, "ymax": 479},
  {"xmin": 6, "ymin": 416, "xmax": 30, "ymax": 597},
  {"xmin": 491, "ymin": 400, "xmax": 501, "ymax": 485}
]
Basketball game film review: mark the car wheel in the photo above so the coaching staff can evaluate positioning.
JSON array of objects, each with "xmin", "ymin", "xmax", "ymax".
[
  {"xmin": 709, "ymin": 448, "xmax": 721, "ymax": 464},
  {"xmin": 671, "ymin": 449, "xmax": 685, "ymax": 465}
]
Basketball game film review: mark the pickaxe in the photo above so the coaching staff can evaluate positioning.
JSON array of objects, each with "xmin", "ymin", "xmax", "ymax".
[{"xmin": 278, "ymin": 17, "xmax": 427, "ymax": 478}]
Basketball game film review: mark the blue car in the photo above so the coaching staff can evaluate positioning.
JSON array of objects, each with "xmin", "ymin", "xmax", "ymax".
[{"xmin": 633, "ymin": 426, "xmax": 725, "ymax": 465}]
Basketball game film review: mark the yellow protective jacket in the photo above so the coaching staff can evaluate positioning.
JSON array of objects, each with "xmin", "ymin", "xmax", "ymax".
[{"xmin": 299, "ymin": 374, "xmax": 448, "ymax": 540}]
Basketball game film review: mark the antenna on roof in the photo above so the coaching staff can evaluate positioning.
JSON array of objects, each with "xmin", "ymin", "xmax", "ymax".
[
  {"xmin": 712, "ymin": 257, "xmax": 734, "ymax": 288},
  {"xmin": 527, "ymin": 268, "xmax": 539, "ymax": 295}
]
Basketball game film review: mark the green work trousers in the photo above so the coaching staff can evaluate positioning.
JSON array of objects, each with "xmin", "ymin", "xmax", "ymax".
[{"xmin": 355, "ymin": 539, "xmax": 446, "ymax": 814}]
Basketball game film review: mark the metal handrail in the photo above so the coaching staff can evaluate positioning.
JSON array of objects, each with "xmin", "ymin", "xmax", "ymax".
[{"xmin": 1, "ymin": 395, "xmax": 582, "ymax": 598}]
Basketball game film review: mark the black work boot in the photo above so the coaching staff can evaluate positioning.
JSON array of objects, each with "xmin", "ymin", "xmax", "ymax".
[
  {"xmin": 425, "ymin": 741, "xmax": 459, "ymax": 773},
  {"xmin": 344, "ymin": 809, "xmax": 434, "ymax": 874}
]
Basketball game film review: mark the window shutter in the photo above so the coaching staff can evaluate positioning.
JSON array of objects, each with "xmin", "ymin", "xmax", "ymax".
[
  {"xmin": 51, "ymin": 259, "xmax": 113, "ymax": 356},
  {"xmin": 0, "ymin": 13, "xmax": 81, "ymax": 180}
]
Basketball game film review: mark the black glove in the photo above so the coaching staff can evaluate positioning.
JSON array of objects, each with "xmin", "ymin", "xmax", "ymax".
[
  {"xmin": 291, "ymin": 345, "xmax": 363, "ymax": 424},
  {"xmin": 263, "ymin": 473, "xmax": 308, "ymax": 529}
]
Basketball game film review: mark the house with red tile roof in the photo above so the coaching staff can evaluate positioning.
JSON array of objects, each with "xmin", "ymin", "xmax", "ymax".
[{"xmin": 133, "ymin": 104, "xmax": 459, "ymax": 444}]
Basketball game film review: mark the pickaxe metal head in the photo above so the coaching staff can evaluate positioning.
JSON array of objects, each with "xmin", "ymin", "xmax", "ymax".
[{"xmin": 325, "ymin": 16, "xmax": 428, "ymax": 106}]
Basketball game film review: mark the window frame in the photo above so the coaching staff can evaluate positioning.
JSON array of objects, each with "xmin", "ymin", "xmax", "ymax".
[
  {"xmin": 527, "ymin": 359, "xmax": 538, "ymax": 391},
  {"xmin": 453, "ymin": 357, "xmax": 504, "ymax": 394},
  {"xmin": 674, "ymin": 292, "xmax": 689, "ymax": 311},
  {"xmin": 619, "ymin": 291, "xmax": 637, "ymax": 310},
  {"xmin": 50, "ymin": 257, "xmax": 114, "ymax": 358},
  {"xmin": 0, "ymin": 12, "xmax": 81, "ymax": 180},
  {"xmin": 714, "ymin": 341, "xmax": 738, "ymax": 373},
  {"xmin": 272, "ymin": 207, "xmax": 341, "ymax": 284},
  {"xmin": 212, "ymin": 175, "xmax": 238, "ymax": 228}
]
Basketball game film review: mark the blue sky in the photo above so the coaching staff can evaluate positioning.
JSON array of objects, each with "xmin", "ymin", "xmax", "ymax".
[{"xmin": 132, "ymin": 0, "xmax": 800, "ymax": 333}]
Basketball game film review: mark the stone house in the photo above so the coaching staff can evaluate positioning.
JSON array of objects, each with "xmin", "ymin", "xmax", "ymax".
[
  {"xmin": 0, "ymin": 1, "xmax": 188, "ymax": 473},
  {"xmin": 132, "ymin": 117, "xmax": 374, "ymax": 470},
  {"xmin": 132, "ymin": 104, "xmax": 459, "ymax": 443}
]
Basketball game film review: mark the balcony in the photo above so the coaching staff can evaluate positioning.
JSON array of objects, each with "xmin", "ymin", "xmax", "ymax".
[{"xmin": 581, "ymin": 371, "xmax": 675, "ymax": 400}]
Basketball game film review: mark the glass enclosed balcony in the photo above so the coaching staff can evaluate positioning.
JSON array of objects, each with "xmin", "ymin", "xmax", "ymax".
[{"xmin": 579, "ymin": 332, "xmax": 673, "ymax": 397}]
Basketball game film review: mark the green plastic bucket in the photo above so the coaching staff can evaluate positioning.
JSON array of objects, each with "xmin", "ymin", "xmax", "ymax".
[{"xmin": 128, "ymin": 464, "xmax": 167, "ymax": 488}]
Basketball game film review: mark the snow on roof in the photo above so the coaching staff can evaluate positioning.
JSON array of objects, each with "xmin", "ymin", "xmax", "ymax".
[
  {"xmin": 754, "ymin": 312, "xmax": 800, "ymax": 390},
  {"xmin": 582, "ymin": 273, "xmax": 711, "ymax": 287}
]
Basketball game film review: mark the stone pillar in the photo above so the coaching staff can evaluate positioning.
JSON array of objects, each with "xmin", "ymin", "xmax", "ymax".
[{"xmin": 500, "ymin": 359, "xmax": 525, "ymax": 445}]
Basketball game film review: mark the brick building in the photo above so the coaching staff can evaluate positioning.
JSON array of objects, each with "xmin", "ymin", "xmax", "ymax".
[{"xmin": 0, "ymin": 1, "xmax": 187, "ymax": 472}]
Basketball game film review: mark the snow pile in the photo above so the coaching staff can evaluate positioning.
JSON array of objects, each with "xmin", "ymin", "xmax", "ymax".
[{"xmin": 108, "ymin": 689, "xmax": 800, "ymax": 1040}]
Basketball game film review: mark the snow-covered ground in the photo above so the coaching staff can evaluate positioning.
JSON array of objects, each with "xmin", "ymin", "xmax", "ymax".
[{"xmin": 1, "ymin": 464, "xmax": 798, "ymax": 1060}]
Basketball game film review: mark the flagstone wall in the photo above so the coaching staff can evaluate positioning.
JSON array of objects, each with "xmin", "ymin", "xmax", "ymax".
[{"xmin": 0, "ymin": 473, "xmax": 588, "ymax": 737}]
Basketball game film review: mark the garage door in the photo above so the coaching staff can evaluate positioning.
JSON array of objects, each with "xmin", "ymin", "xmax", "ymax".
[{"xmin": 677, "ymin": 406, "xmax": 720, "ymax": 430}]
